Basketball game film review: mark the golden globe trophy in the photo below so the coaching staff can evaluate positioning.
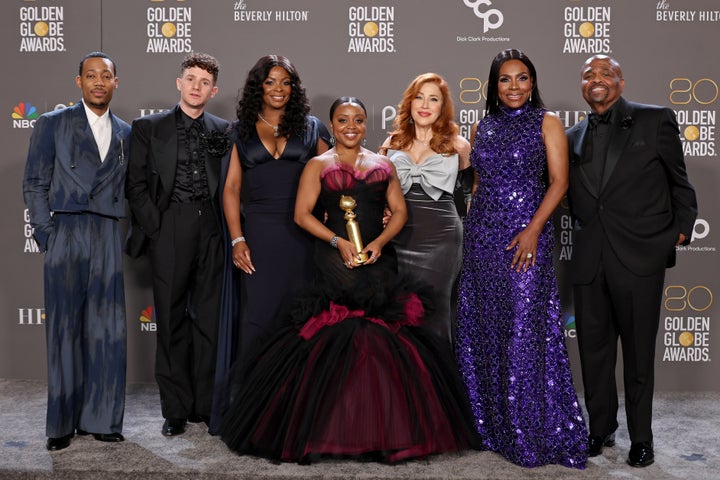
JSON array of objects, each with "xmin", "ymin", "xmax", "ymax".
[{"xmin": 339, "ymin": 195, "xmax": 368, "ymax": 265}]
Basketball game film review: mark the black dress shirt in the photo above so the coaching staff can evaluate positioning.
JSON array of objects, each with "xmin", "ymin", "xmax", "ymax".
[{"xmin": 171, "ymin": 108, "xmax": 211, "ymax": 203}]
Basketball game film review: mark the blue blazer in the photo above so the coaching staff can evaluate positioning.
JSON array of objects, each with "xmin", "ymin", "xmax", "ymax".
[{"xmin": 23, "ymin": 102, "xmax": 131, "ymax": 251}]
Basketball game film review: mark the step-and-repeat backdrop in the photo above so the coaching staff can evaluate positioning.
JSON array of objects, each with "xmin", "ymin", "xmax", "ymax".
[{"xmin": 1, "ymin": 0, "xmax": 717, "ymax": 389}]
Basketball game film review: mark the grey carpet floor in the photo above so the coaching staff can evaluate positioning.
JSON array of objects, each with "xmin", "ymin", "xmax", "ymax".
[{"xmin": 0, "ymin": 379, "xmax": 717, "ymax": 480}]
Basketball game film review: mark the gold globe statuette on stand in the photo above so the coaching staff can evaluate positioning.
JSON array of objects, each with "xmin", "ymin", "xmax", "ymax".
[{"xmin": 339, "ymin": 195, "xmax": 368, "ymax": 265}]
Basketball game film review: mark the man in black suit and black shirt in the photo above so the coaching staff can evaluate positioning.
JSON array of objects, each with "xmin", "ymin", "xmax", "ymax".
[
  {"xmin": 126, "ymin": 52, "xmax": 230, "ymax": 437},
  {"xmin": 566, "ymin": 55, "xmax": 697, "ymax": 467}
]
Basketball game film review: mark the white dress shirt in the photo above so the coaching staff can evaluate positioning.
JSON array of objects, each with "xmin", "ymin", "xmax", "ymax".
[{"xmin": 83, "ymin": 100, "xmax": 112, "ymax": 162}]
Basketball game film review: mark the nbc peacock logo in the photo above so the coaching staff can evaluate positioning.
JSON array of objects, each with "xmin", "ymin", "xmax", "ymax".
[
  {"xmin": 563, "ymin": 312, "xmax": 577, "ymax": 339},
  {"xmin": 139, "ymin": 305, "xmax": 157, "ymax": 332},
  {"xmin": 12, "ymin": 102, "xmax": 39, "ymax": 129}
]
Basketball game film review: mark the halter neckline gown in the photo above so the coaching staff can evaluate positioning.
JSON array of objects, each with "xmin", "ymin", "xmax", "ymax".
[{"xmin": 456, "ymin": 103, "xmax": 588, "ymax": 468}]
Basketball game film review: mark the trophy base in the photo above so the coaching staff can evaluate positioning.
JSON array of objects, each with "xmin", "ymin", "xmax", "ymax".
[{"xmin": 353, "ymin": 253, "xmax": 369, "ymax": 265}]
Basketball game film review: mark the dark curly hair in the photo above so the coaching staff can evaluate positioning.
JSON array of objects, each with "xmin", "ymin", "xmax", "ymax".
[
  {"xmin": 180, "ymin": 52, "xmax": 219, "ymax": 83},
  {"xmin": 485, "ymin": 48, "xmax": 544, "ymax": 116},
  {"xmin": 236, "ymin": 55, "xmax": 310, "ymax": 139}
]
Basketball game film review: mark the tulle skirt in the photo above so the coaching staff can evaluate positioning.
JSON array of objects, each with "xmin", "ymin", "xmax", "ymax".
[{"xmin": 219, "ymin": 278, "xmax": 479, "ymax": 463}]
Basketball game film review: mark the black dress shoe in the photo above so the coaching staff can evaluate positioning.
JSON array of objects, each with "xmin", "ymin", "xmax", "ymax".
[
  {"xmin": 587, "ymin": 432, "xmax": 616, "ymax": 457},
  {"xmin": 77, "ymin": 429, "xmax": 124, "ymax": 442},
  {"xmin": 46, "ymin": 433, "xmax": 73, "ymax": 451},
  {"xmin": 162, "ymin": 418, "xmax": 187, "ymax": 437},
  {"xmin": 627, "ymin": 441, "xmax": 654, "ymax": 467},
  {"xmin": 93, "ymin": 432, "xmax": 125, "ymax": 442},
  {"xmin": 187, "ymin": 413, "xmax": 209, "ymax": 424}
]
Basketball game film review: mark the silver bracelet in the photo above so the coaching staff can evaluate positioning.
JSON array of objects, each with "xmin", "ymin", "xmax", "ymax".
[
  {"xmin": 231, "ymin": 236, "xmax": 246, "ymax": 247},
  {"xmin": 329, "ymin": 235, "xmax": 339, "ymax": 249}
]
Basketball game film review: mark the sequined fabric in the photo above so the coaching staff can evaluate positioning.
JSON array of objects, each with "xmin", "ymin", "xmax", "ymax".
[{"xmin": 456, "ymin": 103, "xmax": 588, "ymax": 468}]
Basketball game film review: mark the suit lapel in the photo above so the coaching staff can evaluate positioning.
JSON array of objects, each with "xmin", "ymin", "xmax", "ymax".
[
  {"xmin": 69, "ymin": 104, "xmax": 103, "ymax": 191},
  {"xmin": 600, "ymin": 97, "xmax": 632, "ymax": 191},
  {"xmin": 155, "ymin": 110, "xmax": 179, "ymax": 195},
  {"xmin": 92, "ymin": 113, "xmax": 125, "ymax": 191},
  {"xmin": 574, "ymin": 120, "xmax": 599, "ymax": 197},
  {"xmin": 203, "ymin": 115, "xmax": 221, "ymax": 196}
]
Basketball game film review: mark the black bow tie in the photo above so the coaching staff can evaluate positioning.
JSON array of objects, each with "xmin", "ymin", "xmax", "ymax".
[{"xmin": 588, "ymin": 111, "xmax": 611, "ymax": 129}]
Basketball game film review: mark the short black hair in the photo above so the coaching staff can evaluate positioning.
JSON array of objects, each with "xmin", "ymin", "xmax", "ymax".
[
  {"xmin": 78, "ymin": 51, "xmax": 116, "ymax": 76},
  {"xmin": 329, "ymin": 96, "xmax": 367, "ymax": 120}
]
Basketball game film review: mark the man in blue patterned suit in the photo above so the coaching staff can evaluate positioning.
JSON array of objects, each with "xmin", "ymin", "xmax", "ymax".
[{"xmin": 23, "ymin": 52, "xmax": 130, "ymax": 451}]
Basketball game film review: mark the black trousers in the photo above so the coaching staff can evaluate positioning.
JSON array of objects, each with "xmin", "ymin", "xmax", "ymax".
[
  {"xmin": 150, "ymin": 201, "xmax": 223, "ymax": 420},
  {"xmin": 573, "ymin": 235, "xmax": 665, "ymax": 444}
]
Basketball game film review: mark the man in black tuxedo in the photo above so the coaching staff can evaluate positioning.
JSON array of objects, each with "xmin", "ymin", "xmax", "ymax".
[
  {"xmin": 566, "ymin": 55, "xmax": 697, "ymax": 467},
  {"xmin": 126, "ymin": 52, "xmax": 230, "ymax": 436}
]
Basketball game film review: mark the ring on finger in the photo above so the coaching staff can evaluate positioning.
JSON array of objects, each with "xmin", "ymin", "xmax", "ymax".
[{"xmin": 526, "ymin": 252, "xmax": 533, "ymax": 259}]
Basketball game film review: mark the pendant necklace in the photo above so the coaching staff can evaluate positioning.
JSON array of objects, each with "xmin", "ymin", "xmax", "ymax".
[{"xmin": 258, "ymin": 113, "xmax": 279, "ymax": 137}]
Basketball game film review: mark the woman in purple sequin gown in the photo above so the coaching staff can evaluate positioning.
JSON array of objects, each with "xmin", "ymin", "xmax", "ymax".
[{"xmin": 456, "ymin": 49, "xmax": 588, "ymax": 468}]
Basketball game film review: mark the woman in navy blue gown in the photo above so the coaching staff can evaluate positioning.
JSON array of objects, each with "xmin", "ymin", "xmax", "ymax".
[{"xmin": 210, "ymin": 55, "xmax": 329, "ymax": 432}]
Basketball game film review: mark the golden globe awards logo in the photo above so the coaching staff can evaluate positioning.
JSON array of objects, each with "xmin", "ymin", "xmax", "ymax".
[
  {"xmin": 562, "ymin": 5, "xmax": 611, "ymax": 54},
  {"xmin": 347, "ymin": 6, "xmax": 395, "ymax": 53},
  {"xmin": 23, "ymin": 209, "xmax": 40, "ymax": 253},
  {"xmin": 19, "ymin": 4, "xmax": 65, "ymax": 52},
  {"xmin": 663, "ymin": 286, "xmax": 712, "ymax": 362},
  {"xmin": 557, "ymin": 201, "xmax": 573, "ymax": 261},
  {"xmin": 146, "ymin": 2, "xmax": 192, "ymax": 53},
  {"xmin": 670, "ymin": 77, "xmax": 718, "ymax": 158}
]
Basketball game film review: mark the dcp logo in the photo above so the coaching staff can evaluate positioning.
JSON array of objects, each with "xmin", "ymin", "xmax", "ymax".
[
  {"xmin": 463, "ymin": 0, "xmax": 503, "ymax": 33},
  {"xmin": 691, "ymin": 219, "xmax": 709, "ymax": 242}
]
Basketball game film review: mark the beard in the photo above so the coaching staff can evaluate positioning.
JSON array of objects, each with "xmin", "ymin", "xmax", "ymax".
[{"xmin": 86, "ymin": 99, "xmax": 109, "ymax": 110}]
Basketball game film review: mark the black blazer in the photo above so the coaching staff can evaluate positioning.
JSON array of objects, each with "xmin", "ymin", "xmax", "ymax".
[
  {"xmin": 566, "ymin": 97, "xmax": 697, "ymax": 282},
  {"xmin": 125, "ymin": 105, "xmax": 230, "ymax": 257}
]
